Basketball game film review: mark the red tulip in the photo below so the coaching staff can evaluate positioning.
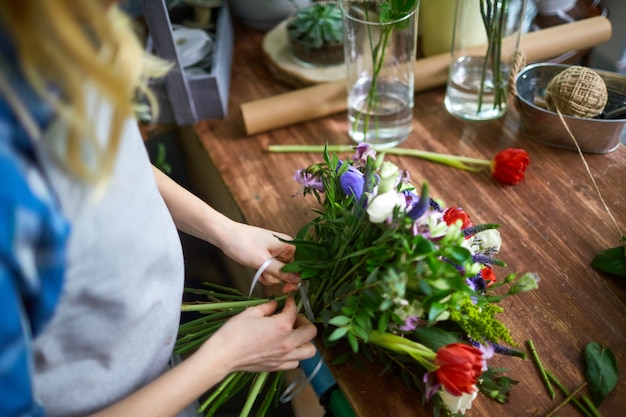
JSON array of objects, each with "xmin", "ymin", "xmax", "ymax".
[
  {"xmin": 491, "ymin": 148, "xmax": 530, "ymax": 185},
  {"xmin": 443, "ymin": 206, "xmax": 473, "ymax": 229},
  {"xmin": 435, "ymin": 343, "xmax": 483, "ymax": 396}
]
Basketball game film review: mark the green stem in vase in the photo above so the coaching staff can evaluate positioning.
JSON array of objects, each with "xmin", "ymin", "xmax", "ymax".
[
  {"xmin": 356, "ymin": 13, "xmax": 391, "ymax": 138},
  {"xmin": 351, "ymin": 0, "xmax": 416, "ymax": 140},
  {"xmin": 494, "ymin": 0, "xmax": 507, "ymax": 110},
  {"xmin": 478, "ymin": 0, "xmax": 508, "ymax": 114}
]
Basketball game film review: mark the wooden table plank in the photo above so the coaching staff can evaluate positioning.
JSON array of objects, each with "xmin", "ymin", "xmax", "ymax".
[{"xmin": 193, "ymin": 24, "xmax": 626, "ymax": 417}]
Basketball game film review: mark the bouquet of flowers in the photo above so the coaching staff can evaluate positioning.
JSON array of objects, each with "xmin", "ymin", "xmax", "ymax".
[{"xmin": 178, "ymin": 144, "xmax": 538, "ymax": 416}]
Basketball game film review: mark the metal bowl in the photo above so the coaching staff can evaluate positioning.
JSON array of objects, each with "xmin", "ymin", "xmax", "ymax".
[{"xmin": 514, "ymin": 63, "xmax": 626, "ymax": 154}]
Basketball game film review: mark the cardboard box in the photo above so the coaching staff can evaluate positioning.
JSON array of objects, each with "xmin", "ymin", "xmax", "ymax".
[{"xmin": 141, "ymin": 0, "xmax": 233, "ymax": 125}]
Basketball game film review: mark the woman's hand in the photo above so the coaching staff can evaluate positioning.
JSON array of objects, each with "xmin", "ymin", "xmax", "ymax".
[
  {"xmin": 197, "ymin": 297, "xmax": 317, "ymax": 377},
  {"xmin": 220, "ymin": 222, "xmax": 301, "ymax": 293},
  {"xmin": 152, "ymin": 167, "xmax": 301, "ymax": 293}
]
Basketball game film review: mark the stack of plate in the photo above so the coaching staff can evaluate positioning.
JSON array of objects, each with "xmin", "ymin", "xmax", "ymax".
[{"xmin": 171, "ymin": 25, "xmax": 214, "ymax": 77}]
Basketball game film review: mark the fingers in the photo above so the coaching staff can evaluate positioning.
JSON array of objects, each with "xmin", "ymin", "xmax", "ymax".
[
  {"xmin": 275, "ymin": 299, "xmax": 317, "ymax": 353},
  {"xmin": 280, "ymin": 342, "xmax": 317, "ymax": 365},
  {"xmin": 292, "ymin": 314, "xmax": 317, "ymax": 341},
  {"xmin": 281, "ymin": 282, "xmax": 300, "ymax": 294},
  {"xmin": 258, "ymin": 259, "xmax": 301, "ymax": 293}
]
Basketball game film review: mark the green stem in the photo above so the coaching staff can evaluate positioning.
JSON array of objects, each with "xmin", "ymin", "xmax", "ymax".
[
  {"xmin": 478, "ymin": 0, "xmax": 494, "ymax": 112},
  {"xmin": 256, "ymin": 372, "xmax": 284, "ymax": 417},
  {"xmin": 494, "ymin": 0, "xmax": 507, "ymax": 110},
  {"xmin": 178, "ymin": 309, "xmax": 235, "ymax": 334},
  {"xmin": 353, "ymin": 4, "xmax": 394, "ymax": 140},
  {"xmin": 239, "ymin": 371, "xmax": 270, "ymax": 417},
  {"xmin": 527, "ymin": 340, "xmax": 556, "ymax": 400},
  {"xmin": 198, "ymin": 371, "xmax": 242, "ymax": 413},
  {"xmin": 268, "ymin": 144, "xmax": 489, "ymax": 171},
  {"xmin": 580, "ymin": 396, "xmax": 603, "ymax": 417},
  {"xmin": 546, "ymin": 370, "xmax": 597, "ymax": 417},
  {"xmin": 176, "ymin": 320, "xmax": 225, "ymax": 344},
  {"xmin": 478, "ymin": 0, "xmax": 508, "ymax": 114},
  {"xmin": 181, "ymin": 296, "xmax": 289, "ymax": 312},
  {"xmin": 183, "ymin": 288, "xmax": 249, "ymax": 301},
  {"xmin": 544, "ymin": 382, "xmax": 587, "ymax": 417},
  {"xmin": 368, "ymin": 330, "xmax": 438, "ymax": 371}
]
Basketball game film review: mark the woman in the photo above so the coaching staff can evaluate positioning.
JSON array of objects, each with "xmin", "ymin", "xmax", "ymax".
[{"xmin": 0, "ymin": 1, "xmax": 317, "ymax": 416}]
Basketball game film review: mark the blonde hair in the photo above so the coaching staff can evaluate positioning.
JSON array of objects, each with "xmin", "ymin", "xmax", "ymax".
[{"xmin": 0, "ymin": 0, "xmax": 171, "ymax": 182}]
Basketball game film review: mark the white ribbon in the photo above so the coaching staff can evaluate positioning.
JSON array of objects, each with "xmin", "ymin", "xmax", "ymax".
[
  {"xmin": 248, "ymin": 259, "xmax": 324, "ymax": 404},
  {"xmin": 249, "ymin": 257, "xmax": 275, "ymax": 300}
]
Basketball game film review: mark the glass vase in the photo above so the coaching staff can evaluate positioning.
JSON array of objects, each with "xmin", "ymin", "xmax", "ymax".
[
  {"xmin": 341, "ymin": 0, "xmax": 419, "ymax": 149},
  {"xmin": 444, "ymin": 0, "xmax": 527, "ymax": 121}
]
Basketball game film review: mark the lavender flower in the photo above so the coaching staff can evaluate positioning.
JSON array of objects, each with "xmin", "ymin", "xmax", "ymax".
[
  {"xmin": 352, "ymin": 143, "xmax": 377, "ymax": 168},
  {"xmin": 294, "ymin": 169, "xmax": 324, "ymax": 193}
]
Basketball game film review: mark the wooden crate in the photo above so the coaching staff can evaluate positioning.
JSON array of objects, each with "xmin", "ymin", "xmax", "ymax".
[{"xmin": 140, "ymin": 0, "xmax": 233, "ymax": 125}]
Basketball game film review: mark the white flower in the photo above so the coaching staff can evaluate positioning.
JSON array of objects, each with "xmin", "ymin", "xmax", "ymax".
[
  {"xmin": 439, "ymin": 387, "xmax": 478, "ymax": 415},
  {"xmin": 367, "ymin": 190, "xmax": 404, "ymax": 223},
  {"xmin": 470, "ymin": 229, "xmax": 502, "ymax": 253},
  {"xmin": 377, "ymin": 161, "xmax": 400, "ymax": 194}
]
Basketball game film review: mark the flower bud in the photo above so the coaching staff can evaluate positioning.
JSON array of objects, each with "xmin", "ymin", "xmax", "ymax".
[
  {"xmin": 377, "ymin": 161, "xmax": 400, "ymax": 194},
  {"xmin": 508, "ymin": 272, "xmax": 540, "ymax": 294},
  {"xmin": 471, "ymin": 229, "xmax": 502, "ymax": 253},
  {"xmin": 367, "ymin": 190, "xmax": 404, "ymax": 223}
]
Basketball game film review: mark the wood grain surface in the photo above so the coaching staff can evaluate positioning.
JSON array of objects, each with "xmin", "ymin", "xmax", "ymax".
[{"xmin": 192, "ymin": 23, "xmax": 626, "ymax": 417}]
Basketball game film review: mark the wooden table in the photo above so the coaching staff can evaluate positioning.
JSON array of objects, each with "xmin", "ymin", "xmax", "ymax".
[{"xmin": 192, "ymin": 24, "xmax": 626, "ymax": 417}]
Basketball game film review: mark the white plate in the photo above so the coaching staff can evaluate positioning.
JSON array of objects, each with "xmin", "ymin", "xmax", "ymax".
[{"xmin": 172, "ymin": 25, "xmax": 214, "ymax": 68}]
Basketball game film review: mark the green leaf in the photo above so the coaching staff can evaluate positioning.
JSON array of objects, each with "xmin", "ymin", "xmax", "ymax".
[
  {"xmin": 328, "ymin": 315, "xmax": 351, "ymax": 327},
  {"xmin": 591, "ymin": 245, "xmax": 626, "ymax": 277},
  {"xmin": 584, "ymin": 342, "xmax": 619, "ymax": 406},
  {"xmin": 347, "ymin": 331, "xmax": 359, "ymax": 353},
  {"xmin": 413, "ymin": 326, "xmax": 461, "ymax": 350},
  {"xmin": 427, "ymin": 301, "xmax": 448, "ymax": 322},
  {"xmin": 332, "ymin": 351, "xmax": 353, "ymax": 366},
  {"xmin": 327, "ymin": 326, "xmax": 348, "ymax": 342}
]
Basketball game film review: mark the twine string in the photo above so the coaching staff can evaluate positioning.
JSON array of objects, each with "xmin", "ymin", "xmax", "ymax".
[{"xmin": 554, "ymin": 107, "xmax": 624, "ymax": 240}]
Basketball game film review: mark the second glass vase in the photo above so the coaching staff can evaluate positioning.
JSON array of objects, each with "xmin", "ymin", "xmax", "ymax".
[{"xmin": 444, "ymin": 0, "xmax": 527, "ymax": 121}]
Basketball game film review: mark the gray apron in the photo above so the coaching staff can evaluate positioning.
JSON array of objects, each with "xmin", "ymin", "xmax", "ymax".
[{"xmin": 0, "ymin": 66, "xmax": 199, "ymax": 417}]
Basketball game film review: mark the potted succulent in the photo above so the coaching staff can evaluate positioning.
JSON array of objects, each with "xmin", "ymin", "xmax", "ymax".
[{"xmin": 286, "ymin": 1, "xmax": 344, "ymax": 67}]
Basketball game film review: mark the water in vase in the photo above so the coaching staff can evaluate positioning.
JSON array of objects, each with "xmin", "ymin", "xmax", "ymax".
[
  {"xmin": 445, "ymin": 56, "xmax": 509, "ymax": 121},
  {"xmin": 348, "ymin": 78, "xmax": 413, "ymax": 149}
]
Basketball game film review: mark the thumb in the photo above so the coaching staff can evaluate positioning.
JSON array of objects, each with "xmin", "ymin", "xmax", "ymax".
[{"xmin": 245, "ymin": 300, "xmax": 278, "ymax": 317}]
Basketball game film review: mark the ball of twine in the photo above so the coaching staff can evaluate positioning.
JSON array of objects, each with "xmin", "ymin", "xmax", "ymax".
[{"xmin": 545, "ymin": 66, "xmax": 608, "ymax": 118}]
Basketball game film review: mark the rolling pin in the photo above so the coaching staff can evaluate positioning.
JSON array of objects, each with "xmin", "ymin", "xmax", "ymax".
[{"xmin": 241, "ymin": 15, "xmax": 612, "ymax": 135}]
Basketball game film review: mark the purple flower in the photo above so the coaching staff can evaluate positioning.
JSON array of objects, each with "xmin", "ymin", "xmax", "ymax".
[
  {"xmin": 294, "ymin": 169, "xmax": 324, "ymax": 192},
  {"xmin": 352, "ymin": 143, "xmax": 376, "ymax": 168},
  {"xmin": 423, "ymin": 372, "xmax": 440, "ymax": 400},
  {"xmin": 398, "ymin": 315, "xmax": 420, "ymax": 332},
  {"xmin": 339, "ymin": 165, "xmax": 365, "ymax": 200},
  {"xmin": 407, "ymin": 194, "xmax": 429, "ymax": 220}
]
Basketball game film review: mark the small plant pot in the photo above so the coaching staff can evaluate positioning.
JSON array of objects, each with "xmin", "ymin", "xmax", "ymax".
[
  {"xmin": 284, "ymin": 1, "xmax": 344, "ymax": 68},
  {"xmin": 286, "ymin": 25, "xmax": 344, "ymax": 67}
]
